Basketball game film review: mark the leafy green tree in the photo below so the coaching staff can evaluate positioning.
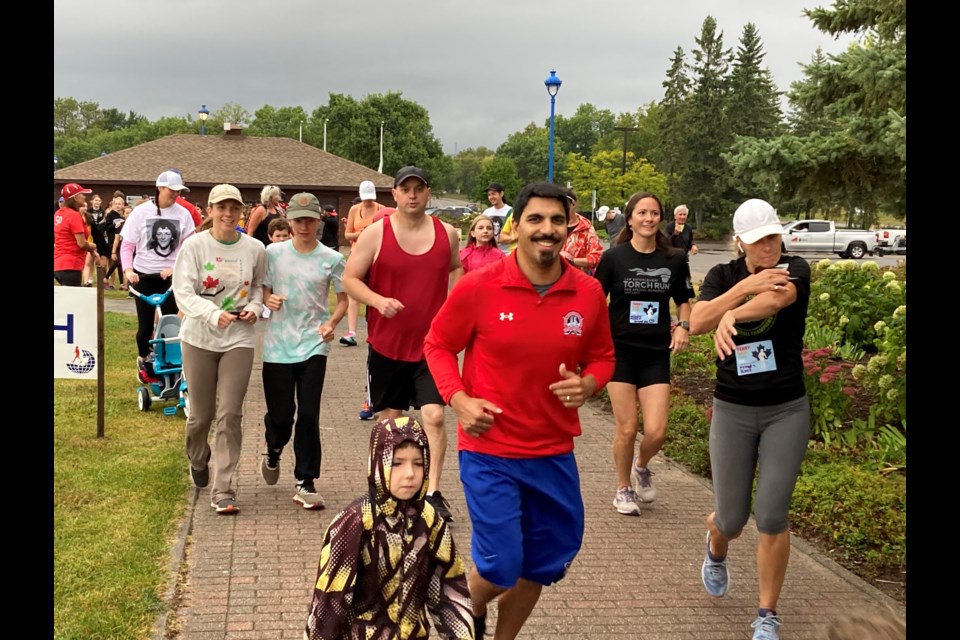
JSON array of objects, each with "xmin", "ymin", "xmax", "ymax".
[
  {"xmin": 450, "ymin": 147, "xmax": 495, "ymax": 196},
  {"xmin": 310, "ymin": 92, "xmax": 447, "ymax": 179},
  {"xmin": 54, "ymin": 97, "xmax": 102, "ymax": 135},
  {"xmin": 553, "ymin": 103, "xmax": 617, "ymax": 157},
  {"xmin": 565, "ymin": 150, "xmax": 669, "ymax": 209},
  {"xmin": 248, "ymin": 105, "xmax": 309, "ymax": 138},
  {"xmin": 475, "ymin": 157, "xmax": 521, "ymax": 205},
  {"xmin": 214, "ymin": 103, "xmax": 252, "ymax": 127},
  {"xmin": 496, "ymin": 123, "xmax": 565, "ymax": 185}
]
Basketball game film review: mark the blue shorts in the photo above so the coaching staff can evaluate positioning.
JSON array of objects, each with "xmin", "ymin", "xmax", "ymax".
[{"xmin": 459, "ymin": 450, "xmax": 584, "ymax": 588}]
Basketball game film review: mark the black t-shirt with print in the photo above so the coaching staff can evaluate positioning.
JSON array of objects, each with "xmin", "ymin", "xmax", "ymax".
[
  {"xmin": 594, "ymin": 244, "xmax": 691, "ymax": 351},
  {"xmin": 698, "ymin": 254, "xmax": 810, "ymax": 406}
]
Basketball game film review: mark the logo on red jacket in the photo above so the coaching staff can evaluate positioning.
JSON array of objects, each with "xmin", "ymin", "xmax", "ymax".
[{"xmin": 562, "ymin": 311, "xmax": 584, "ymax": 336}]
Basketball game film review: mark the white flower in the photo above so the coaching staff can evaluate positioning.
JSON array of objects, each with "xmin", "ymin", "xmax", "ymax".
[
  {"xmin": 883, "ymin": 271, "xmax": 897, "ymax": 280},
  {"xmin": 861, "ymin": 261, "xmax": 879, "ymax": 271},
  {"xmin": 885, "ymin": 280, "xmax": 902, "ymax": 292},
  {"xmin": 886, "ymin": 388, "xmax": 899, "ymax": 401},
  {"xmin": 874, "ymin": 320, "xmax": 887, "ymax": 334},
  {"xmin": 819, "ymin": 293, "xmax": 830, "ymax": 301},
  {"xmin": 840, "ymin": 315, "xmax": 849, "ymax": 325},
  {"xmin": 892, "ymin": 305, "xmax": 906, "ymax": 317},
  {"xmin": 816, "ymin": 259, "xmax": 832, "ymax": 270}
]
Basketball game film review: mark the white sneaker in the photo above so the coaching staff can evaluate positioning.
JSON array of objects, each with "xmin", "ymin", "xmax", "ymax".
[
  {"xmin": 631, "ymin": 465, "xmax": 657, "ymax": 502},
  {"xmin": 293, "ymin": 482, "xmax": 325, "ymax": 510},
  {"xmin": 612, "ymin": 487, "xmax": 642, "ymax": 516}
]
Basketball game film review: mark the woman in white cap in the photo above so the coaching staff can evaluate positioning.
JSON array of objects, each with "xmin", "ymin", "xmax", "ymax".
[
  {"xmin": 173, "ymin": 184, "xmax": 266, "ymax": 515},
  {"xmin": 119, "ymin": 170, "xmax": 197, "ymax": 381},
  {"xmin": 341, "ymin": 180, "xmax": 384, "ymax": 348},
  {"xmin": 53, "ymin": 183, "xmax": 99, "ymax": 286},
  {"xmin": 689, "ymin": 199, "xmax": 811, "ymax": 640},
  {"xmin": 246, "ymin": 185, "xmax": 284, "ymax": 247}
]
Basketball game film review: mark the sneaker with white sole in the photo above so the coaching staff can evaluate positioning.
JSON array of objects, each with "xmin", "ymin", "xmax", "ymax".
[
  {"xmin": 701, "ymin": 531, "xmax": 730, "ymax": 597},
  {"xmin": 358, "ymin": 401, "xmax": 374, "ymax": 421},
  {"xmin": 631, "ymin": 464, "xmax": 656, "ymax": 502},
  {"xmin": 612, "ymin": 487, "xmax": 642, "ymax": 516},
  {"xmin": 751, "ymin": 614, "xmax": 782, "ymax": 640},
  {"xmin": 211, "ymin": 497, "xmax": 240, "ymax": 515},
  {"xmin": 339, "ymin": 331, "xmax": 358, "ymax": 346},
  {"xmin": 293, "ymin": 482, "xmax": 325, "ymax": 510},
  {"xmin": 260, "ymin": 447, "xmax": 281, "ymax": 485}
]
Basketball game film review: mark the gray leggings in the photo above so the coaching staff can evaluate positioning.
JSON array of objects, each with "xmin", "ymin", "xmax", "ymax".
[{"xmin": 709, "ymin": 396, "xmax": 810, "ymax": 536}]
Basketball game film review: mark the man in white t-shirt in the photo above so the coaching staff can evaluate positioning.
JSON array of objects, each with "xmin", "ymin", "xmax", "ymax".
[{"xmin": 482, "ymin": 182, "xmax": 512, "ymax": 251}]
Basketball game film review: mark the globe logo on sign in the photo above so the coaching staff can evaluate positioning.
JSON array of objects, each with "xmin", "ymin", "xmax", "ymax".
[{"xmin": 66, "ymin": 347, "xmax": 96, "ymax": 375}]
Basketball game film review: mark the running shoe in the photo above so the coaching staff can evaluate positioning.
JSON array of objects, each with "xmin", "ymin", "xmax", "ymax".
[
  {"xmin": 631, "ymin": 465, "xmax": 657, "ymax": 502},
  {"xmin": 751, "ymin": 614, "xmax": 782, "ymax": 640},
  {"xmin": 293, "ymin": 481, "xmax": 325, "ymax": 510},
  {"xmin": 701, "ymin": 531, "xmax": 730, "ymax": 597},
  {"xmin": 612, "ymin": 487, "xmax": 642, "ymax": 516},
  {"xmin": 339, "ymin": 331, "xmax": 358, "ymax": 346},
  {"xmin": 211, "ymin": 497, "xmax": 240, "ymax": 515},
  {"xmin": 358, "ymin": 401, "xmax": 374, "ymax": 421},
  {"xmin": 260, "ymin": 446, "xmax": 281, "ymax": 485}
]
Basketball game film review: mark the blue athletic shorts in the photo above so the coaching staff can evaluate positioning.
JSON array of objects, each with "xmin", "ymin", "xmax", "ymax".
[{"xmin": 459, "ymin": 450, "xmax": 584, "ymax": 588}]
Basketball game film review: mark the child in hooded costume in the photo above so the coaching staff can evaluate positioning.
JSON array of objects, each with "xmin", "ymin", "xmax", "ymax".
[{"xmin": 304, "ymin": 417, "xmax": 474, "ymax": 640}]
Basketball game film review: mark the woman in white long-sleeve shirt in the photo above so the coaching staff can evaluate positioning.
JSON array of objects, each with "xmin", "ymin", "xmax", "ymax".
[{"xmin": 173, "ymin": 184, "xmax": 266, "ymax": 515}]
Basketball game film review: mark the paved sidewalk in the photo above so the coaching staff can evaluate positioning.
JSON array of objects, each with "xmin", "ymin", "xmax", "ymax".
[{"xmin": 151, "ymin": 312, "xmax": 899, "ymax": 640}]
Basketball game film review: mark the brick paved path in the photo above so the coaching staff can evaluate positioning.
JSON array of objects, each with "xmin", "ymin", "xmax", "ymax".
[{"xmin": 153, "ymin": 312, "xmax": 898, "ymax": 640}]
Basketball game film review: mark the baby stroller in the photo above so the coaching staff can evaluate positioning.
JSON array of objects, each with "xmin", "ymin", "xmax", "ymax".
[{"xmin": 129, "ymin": 286, "xmax": 189, "ymax": 417}]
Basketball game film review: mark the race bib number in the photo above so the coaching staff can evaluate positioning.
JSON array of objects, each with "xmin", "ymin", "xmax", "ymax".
[
  {"xmin": 735, "ymin": 340, "xmax": 777, "ymax": 376},
  {"xmin": 629, "ymin": 301, "xmax": 659, "ymax": 324}
]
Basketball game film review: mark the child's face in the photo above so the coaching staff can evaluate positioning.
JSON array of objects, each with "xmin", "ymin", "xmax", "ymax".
[
  {"xmin": 390, "ymin": 443, "xmax": 424, "ymax": 500},
  {"xmin": 269, "ymin": 229, "xmax": 290, "ymax": 242},
  {"xmin": 471, "ymin": 219, "xmax": 494, "ymax": 245}
]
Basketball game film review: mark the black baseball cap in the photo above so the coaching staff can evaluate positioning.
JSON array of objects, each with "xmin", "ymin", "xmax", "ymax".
[
  {"xmin": 394, "ymin": 165, "xmax": 431, "ymax": 187},
  {"xmin": 486, "ymin": 182, "xmax": 505, "ymax": 193}
]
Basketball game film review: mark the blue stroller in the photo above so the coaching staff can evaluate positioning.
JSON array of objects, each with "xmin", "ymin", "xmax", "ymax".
[{"xmin": 129, "ymin": 286, "xmax": 189, "ymax": 417}]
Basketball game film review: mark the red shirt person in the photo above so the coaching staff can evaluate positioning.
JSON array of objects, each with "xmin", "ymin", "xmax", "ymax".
[{"xmin": 54, "ymin": 183, "xmax": 98, "ymax": 286}]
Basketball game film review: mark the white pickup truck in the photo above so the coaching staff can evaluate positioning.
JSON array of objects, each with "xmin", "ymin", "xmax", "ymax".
[{"xmin": 780, "ymin": 220, "xmax": 877, "ymax": 259}]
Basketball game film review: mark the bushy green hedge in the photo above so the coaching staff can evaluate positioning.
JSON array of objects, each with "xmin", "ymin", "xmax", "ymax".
[
  {"xmin": 791, "ymin": 459, "xmax": 906, "ymax": 572},
  {"xmin": 663, "ymin": 396, "xmax": 712, "ymax": 476}
]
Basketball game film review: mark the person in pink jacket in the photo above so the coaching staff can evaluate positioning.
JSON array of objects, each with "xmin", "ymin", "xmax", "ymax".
[{"xmin": 458, "ymin": 215, "xmax": 504, "ymax": 274}]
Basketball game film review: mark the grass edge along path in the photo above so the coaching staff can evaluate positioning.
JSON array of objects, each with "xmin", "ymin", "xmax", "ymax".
[{"xmin": 54, "ymin": 311, "xmax": 189, "ymax": 640}]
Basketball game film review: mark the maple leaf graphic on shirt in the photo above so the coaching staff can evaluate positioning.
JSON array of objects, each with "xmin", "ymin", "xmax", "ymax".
[
  {"xmin": 203, "ymin": 262, "xmax": 215, "ymax": 271},
  {"xmin": 202, "ymin": 275, "xmax": 220, "ymax": 290}
]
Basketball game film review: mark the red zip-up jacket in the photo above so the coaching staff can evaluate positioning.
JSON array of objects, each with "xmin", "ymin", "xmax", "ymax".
[{"xmin": 424, "ymin": 253, "xmax": 615, "ymax": 458}]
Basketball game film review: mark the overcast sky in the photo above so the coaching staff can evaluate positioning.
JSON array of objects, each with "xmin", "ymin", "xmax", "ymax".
[{"xmin": 54, "ymin": 0, "xmax": 855, "ymax": 155}]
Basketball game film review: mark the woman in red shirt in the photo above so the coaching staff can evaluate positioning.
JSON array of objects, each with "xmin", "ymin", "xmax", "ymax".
[
  {"xmin": 54, "ymin": 183, "xmax": 98, "ymax": 286},
  {"xmin": 459, "ymin": 215, "xmax": 504, "ymax": 273}
]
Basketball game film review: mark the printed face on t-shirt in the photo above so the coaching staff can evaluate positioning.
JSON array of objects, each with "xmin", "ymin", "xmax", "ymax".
[{"xmin": 146, "ymin": 218, "xmax": 182, "ymax": 256}]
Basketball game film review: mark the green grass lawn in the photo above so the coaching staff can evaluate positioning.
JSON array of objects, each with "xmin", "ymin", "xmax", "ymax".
[{"xmin": 54, "ymin": 312, "xmax": 188, "ymax": 640}]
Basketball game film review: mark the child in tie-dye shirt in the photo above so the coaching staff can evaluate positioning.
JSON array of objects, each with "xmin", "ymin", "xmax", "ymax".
[{"xmin": 259, "ymin": 193, "xmax": 348, "ymax": 509}]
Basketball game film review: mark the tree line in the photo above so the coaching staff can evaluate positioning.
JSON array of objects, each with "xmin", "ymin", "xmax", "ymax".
[{"xmin": 54, "ymin": 0, "xmax": 904, "ymax": 230}]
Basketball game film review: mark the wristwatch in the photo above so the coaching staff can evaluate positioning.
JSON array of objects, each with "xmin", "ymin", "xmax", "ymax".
[{"xmin": 676, "ymin": 320, "xmax": 690, "ymax": 330}]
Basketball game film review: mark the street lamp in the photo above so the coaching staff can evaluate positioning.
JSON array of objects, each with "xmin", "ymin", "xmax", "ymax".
[
  {"xmin": 323, "ymin": 118, "xmax": 328, "ymax": 151},
  {"xmin": 299, "ymin": 120, "xmax": 303, "ymax": 143},
  {"xmin": 54, "ymin": 155, "xmax": 58, "ymax": 173},
  {"xmin": 544, "ymin": 70, "xmax": 562, "ymax": 183},
  {"xmin": 198, "ymin": 104, "xmax": 210, "ymax": 136}
]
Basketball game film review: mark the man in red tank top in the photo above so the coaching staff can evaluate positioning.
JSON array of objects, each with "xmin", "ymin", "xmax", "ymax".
[{"xmin": 343, "ymin": 166, "xmax": 463, "ymax": 522}]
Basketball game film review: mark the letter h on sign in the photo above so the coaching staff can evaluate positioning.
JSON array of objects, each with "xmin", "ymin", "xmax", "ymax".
[{"xmin": 54, "ymin": 313, "xmax": 75, "ymax": 344}]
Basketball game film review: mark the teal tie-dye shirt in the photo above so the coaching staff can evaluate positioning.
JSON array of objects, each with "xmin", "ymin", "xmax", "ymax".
[{"xmin": 263, "ymin": 241, "xmax": 346, "ymax": 363}]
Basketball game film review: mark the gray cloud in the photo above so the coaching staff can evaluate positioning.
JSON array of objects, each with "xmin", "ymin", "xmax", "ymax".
[{"xmin": 55, "ymin": 0, "xmax": 855, "ymax": 154}]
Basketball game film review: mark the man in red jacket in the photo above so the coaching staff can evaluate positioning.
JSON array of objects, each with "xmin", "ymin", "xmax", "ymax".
[{"xmin": 424, "ymin": 181, "xmax": 615, "ymax": 640}]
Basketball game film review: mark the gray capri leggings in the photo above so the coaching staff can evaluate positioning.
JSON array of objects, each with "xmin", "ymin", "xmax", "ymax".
[{"xmin": 709, "ymin": 395, "xmax": 810, "ymax": 536}]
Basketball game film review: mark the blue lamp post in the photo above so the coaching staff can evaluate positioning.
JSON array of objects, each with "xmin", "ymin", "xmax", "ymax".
[
  {"xmin": 54, "ymin": 155, "xmax": 59, "ymax": 173},
  {"xmin": 198, "ymin": 104, "xmax": 210, "ymax": 136},
  {"xmin": 544, "ymin": 70, "xmax": 562, "ymax": 183}
]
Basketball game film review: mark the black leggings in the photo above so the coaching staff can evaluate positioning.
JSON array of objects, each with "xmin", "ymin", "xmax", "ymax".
[
  {"xmin": 54, "ymin": 270, "xmax": 83, "ymax": 287},
  {"xmin": 133, "ymin": 272, "xmax": 178, "ymax": 357}
]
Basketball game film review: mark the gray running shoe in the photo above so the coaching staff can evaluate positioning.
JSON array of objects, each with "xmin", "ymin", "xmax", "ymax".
[
  {"xmin": 701, "ymin": 532, "xmax": 730, "ymax": 597},
  {"xmin": 260, "ymin": 447, "xmax": 281, "ymax": 485},
  {"xmin": 293, "ymin": 482, "xmax": 325, "ymax": 510},
  {"xmin": 631, "ymin": 464, "xmax": 656, "ymax": 502},
  {"xmin": 211, "ymin": 497, "xmax": 239, "ymax": 515},
  {"xmin": 751, "ymin": 614, "xmax": 782, "ymax": 640},
  {"xmin": 612, "ymin": 487, "xmax": 642, "ymax": 516}
]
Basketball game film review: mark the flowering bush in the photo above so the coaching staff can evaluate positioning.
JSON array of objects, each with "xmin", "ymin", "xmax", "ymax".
[
  {"xmin": 851, "ymin": 304, "xmax": 907, "ymax": 425},
  {"xmin": 802, "ymin": 346, "xmax": 857, "ymax": 445},
  {"xmin": 807, "ymin": 259, "xmax": 905, "ymax": 351}
]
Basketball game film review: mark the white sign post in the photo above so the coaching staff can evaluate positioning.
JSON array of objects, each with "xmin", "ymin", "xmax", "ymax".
[{"xmin": 54, "ymin": 282, "xmax": 106, "ymax": 437}]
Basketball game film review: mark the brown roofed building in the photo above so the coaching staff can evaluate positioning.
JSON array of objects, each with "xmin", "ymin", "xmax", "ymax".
[{"xmin": 53, "ymin": 126, "xmax": 395, "ymax": 217}]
